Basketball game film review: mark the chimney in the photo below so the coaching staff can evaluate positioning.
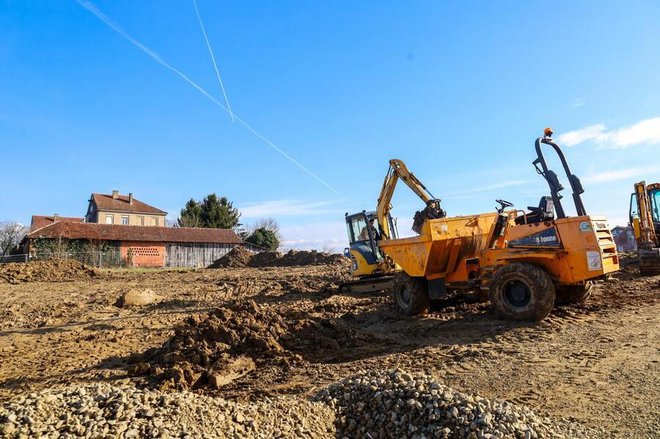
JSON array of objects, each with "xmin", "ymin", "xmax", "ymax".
[
  {"xmin": 112, "ymin": 190, "xmax": 119, "ymax": 200},
  {"xmin": 129, "ymin": 193, "xmax": 134, "ymax": 205}
]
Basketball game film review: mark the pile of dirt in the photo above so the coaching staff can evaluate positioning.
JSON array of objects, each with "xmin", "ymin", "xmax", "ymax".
[
  {"xmin": 0, "ymin": 259, "xmax": 97, "ymax": 284},
  {"xmin": 208, "ymin": 248, "xmax": 348, "ymax": 269},
  {"xmin": 208, "ymin": 246, "xmax": 253, "ymax": 268},
  {"xmin": 130, "ymin": 301, "xmax": 296, "ymax": 390},
  {"xmin": 249, "ymin": 250, "xmax": 347, "ymax": 267},
  {"xmin": 130, "ymin": 300, "xmax": 379, "ymax": 390},
  {"xmin": 248, "ymin": 251, "xmax": 282, "ymax": 267}
]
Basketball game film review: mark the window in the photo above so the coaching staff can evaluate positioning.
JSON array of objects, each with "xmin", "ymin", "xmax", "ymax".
[
  {"xmin": 651, "ymin": 189, "xmax": 660, "ymax": 223},
  {"xmin": 105, "ymin": 215, "xmax": 114, "ymax": 224},
  {"xmin": 121, "ymin": 216, "xmax": 129, "ymax": 225},
  {"xmin": 138, "ymin": 216, "xmax": 145, "ymax": 226},
  {"xmin": 155, "ymin": 217, "xmax": 159, "ymax": 226}
]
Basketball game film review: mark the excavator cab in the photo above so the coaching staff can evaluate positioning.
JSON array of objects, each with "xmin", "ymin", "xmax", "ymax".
[
  {"xmin": 629, "ymin": 182, "xmax": 660, "ymax": 275},
  {"xmin": 344, "ymin": 211, "xmax": 397, "ymax": 277},
  {"xmin": 629, "ymin": 185, "xmax": 660, "ymax": 230}
]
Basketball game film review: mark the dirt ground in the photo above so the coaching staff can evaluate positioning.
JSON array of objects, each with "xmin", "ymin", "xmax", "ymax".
[{"xmin": 0, "ymin": 261, "xmax": 658, "ymax": 437}]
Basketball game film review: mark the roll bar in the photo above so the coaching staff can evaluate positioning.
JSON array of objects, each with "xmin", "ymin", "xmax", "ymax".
[{"xmin": 533, "ymin": 135, "xmax": 586, "ymax": 219}]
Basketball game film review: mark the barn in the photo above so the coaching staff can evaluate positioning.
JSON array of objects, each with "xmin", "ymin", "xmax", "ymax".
[{"xmin": 25, "ymin": 221, "xmax": 244, "ymax": 268}]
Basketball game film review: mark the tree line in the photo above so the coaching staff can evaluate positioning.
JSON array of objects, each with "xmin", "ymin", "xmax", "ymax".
[{"xmin": 177, "ymin": 193, "xmax": 280, "ymax": 251}]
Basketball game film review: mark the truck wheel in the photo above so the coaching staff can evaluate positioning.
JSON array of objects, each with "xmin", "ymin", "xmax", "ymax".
[
  {"xmin": 489, "ymin": 263, "xmax": 555, "ymax": 321},
  {"xmin": 555, "ymin": 282, "xmax": 594, "ymax": 305},
  {"xmin": 393, "ymin": 273, "xmax": 429, "ymax": 316}
]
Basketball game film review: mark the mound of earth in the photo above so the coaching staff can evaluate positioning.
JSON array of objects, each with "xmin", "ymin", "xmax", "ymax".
[
  {"xmin": 0, "ymin": 259, "xmax": 97, "ymax": 284},
  {"xmin": 130, "ymin": 300, "xmax": 379, "ymax": 390},
  {"xmin": 208, "ymin": 248, "xmax": 348, "ymax": 269},
  {"xmin": 249, "ymin": 250, "xmax": 347, "ymax": 267},
  {"xmin": 130, "ymin": 301, "xmax": 297, "ymax": 390},
  {"xmin": 208, "ymin": 246, "xmax": 253, "ymax": 268},
  {"xmin": 248, "ymin": 251, "xmax": 282, "ymax": 267}
]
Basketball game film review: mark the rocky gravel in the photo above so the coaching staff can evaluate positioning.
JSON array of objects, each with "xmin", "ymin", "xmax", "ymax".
[
  {"xmin": 0, "ymin": 380, "xmax": 335, "ymax": 439},
  {"xmin": 314, "ymin": 369, "xmax": 603, "ymax": 439}
]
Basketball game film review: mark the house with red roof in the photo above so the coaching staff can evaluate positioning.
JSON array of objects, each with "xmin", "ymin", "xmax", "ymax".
[
  {"xmin": 26, "ymin": 191, "xmax": 245, "ymax": 268},
  {"xmin": 26, "ymin": 221, "xmax": 243, "ymax": 268},
  {"xmin": 85, "ymin": 190, "xmax": 167, "ymax": 227},
  {"xmin": 30, "ymin": 215, "xmax": 84, "ymax": 231}
]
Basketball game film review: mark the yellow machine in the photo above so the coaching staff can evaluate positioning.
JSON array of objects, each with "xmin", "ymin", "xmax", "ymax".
[
  {"xmin": 342, "ymin": 160, "xmax": 443, "ymax": 292},
  {"xmin": 345, "ymin": 130, "xmax": 620, "ymax": 321},
  {"xmin": 629, "ymin": 181, "xmax": 660, "ymax": 275}
]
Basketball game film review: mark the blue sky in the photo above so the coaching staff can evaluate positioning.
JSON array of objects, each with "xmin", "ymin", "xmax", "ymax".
[{"xmin": 1, "ymin": 1, "xmax": 659, "ymax": 251}]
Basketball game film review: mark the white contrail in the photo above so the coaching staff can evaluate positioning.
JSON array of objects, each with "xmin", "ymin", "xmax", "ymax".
[
  {"xmin": 191, "ymin": 0, "xmax": 234, "ymax": 122},
  {"xmin": 75, "ymin": 0, "xmax": 337, "ymax": 194}
]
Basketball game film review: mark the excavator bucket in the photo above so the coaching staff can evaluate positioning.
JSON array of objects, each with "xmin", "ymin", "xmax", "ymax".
[{"xmin": 639, "ymin": 246, "xmax": 660, "ymax": 275}]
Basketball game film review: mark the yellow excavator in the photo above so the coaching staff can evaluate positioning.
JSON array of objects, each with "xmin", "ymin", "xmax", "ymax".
[
  {"xmin": 629, "ymin": 181, "xmax": 660, "ymax": 275},
  {"xmin": 343, "ymin": 129, "xmax": 620, "ymax": 321},
  {"xmin": 342, "ymin": 159, "xmax": 442, "ymax": 292}
]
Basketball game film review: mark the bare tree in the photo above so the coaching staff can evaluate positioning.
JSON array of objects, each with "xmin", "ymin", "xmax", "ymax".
[
  {"xmin": 244, "ymin": 217, "xmax": 282, "ymax": 240},
  {"xmin": 0, "ymin": 221, "xmax": 28, "ymax": 256}
]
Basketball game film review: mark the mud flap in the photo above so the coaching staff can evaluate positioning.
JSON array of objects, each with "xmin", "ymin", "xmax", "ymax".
[{"xmin": 428, "ymin": 278, "xmax": 446, "ymax": 300}]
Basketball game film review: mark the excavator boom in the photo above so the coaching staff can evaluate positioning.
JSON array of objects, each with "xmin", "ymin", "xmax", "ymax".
[
  {"xmin": 376, "ymin": 159, "xmax": 437, "ymax": 239},
  {"xmin": 631, "ymin": 181, "xmax": 660, "ymax": 275}
]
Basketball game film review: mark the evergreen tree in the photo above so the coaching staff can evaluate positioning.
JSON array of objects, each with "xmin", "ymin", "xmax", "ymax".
[
  {"xmin": 245, "ymin": 228, "xmax": 280, "ymax": 251},
  {"xmin": 177, "ymin": 194, "xmax": 241, "ymax": 229},
  {"xmin": 177, "ymin": 199, "xmax": 203, "ymax": 227}
]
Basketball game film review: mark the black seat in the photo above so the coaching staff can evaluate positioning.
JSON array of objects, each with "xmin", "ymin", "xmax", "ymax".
[{"xmin": 515, "ymin": 196, "xmax": 555, "ymax": 225}]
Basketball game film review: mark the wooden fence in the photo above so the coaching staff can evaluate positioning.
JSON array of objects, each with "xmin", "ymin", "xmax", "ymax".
[{"xmin": 165, "ymin": 243, "xmax": 238, "ymax": 268}]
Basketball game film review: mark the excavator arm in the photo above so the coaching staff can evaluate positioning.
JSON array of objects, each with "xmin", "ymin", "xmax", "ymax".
[
  {"xmin": 376, "ymin": 159, "xmax": 436, "ymax": 239},
  {"xmin": 631, "ymin": 181, "xmax": 660, "ymax": 275},
  {"xmin": 632, "ymin": 181, "xmax": 658, "ymax": 245}
]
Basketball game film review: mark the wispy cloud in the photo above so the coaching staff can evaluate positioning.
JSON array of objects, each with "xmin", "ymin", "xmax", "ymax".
[
  {"xmin": 281, "ymin": 238, "xmax": 346, "ymax": 253},
  {"xmin": 444, "ymin": 179, "xmax": 532, "ymax": 197},
  {"xmin": 558, "ymin": 117, "xmax": 660, "ymax": 149},
  {"xmin": 239, "ymin": 200, "xmax": 338, "ymax": 218},
  {"xmin": 582, "ymin": 165, "xmax": 660, "ymax": 184},
  {"xmin": 558, "ymin": 124, "xmax": 606, "ymax": 146},
  {"xmin": 571, "ymin": 98, "xmax": 586, "ymax": 108},
  {"xmin": 280, "ymin": 220, "xmax": 346, "ymax": 252}
]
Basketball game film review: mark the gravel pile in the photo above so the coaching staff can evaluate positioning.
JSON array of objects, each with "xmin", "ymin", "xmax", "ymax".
[
  {"xmin": 0, "ymin": 381, "xmax": 335, "ymax": 439},
  {"xmin": 314, "ymin": 369, "xmax": 602, "ymax": 439}
]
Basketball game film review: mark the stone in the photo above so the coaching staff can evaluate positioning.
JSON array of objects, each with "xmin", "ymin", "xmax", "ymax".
[{"xmin": 116, "ymin": 289, "xmax": 161, "ymax": 307}]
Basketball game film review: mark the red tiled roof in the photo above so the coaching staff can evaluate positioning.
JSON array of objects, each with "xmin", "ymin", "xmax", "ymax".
[
  {"xmin": 91, "ymin": 193, "xmax": 167, "ymax": 215},
  {"xmin": 30, "ymin": 215, "xmax": 84, "ymax": 232},
  {"xmin": 27, "ymin": 222, "xmax": 242, "ymax": 244}
]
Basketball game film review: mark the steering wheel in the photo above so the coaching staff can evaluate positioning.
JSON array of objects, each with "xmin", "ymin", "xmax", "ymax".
[{"xmin": 495, "ymin": 199, "xmax": 514, "ymax": 214}]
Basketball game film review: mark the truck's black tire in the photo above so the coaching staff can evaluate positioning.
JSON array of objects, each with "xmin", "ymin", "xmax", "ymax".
[
  {"xmin": 489, "ymin": 263, "xmax": 555, "ymax": 321},
  {"xmin": 555, "ymin": 282, "xmax": 594, "ymax": 305},
  {"xmin": 393, "ymin": 273, "xmax": 429, "ymax": 316}
]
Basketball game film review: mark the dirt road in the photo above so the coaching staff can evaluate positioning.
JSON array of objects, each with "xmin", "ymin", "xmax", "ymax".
[{"xmin": 0, "ymin": 263, "xmax": 657, "ymax": 437}]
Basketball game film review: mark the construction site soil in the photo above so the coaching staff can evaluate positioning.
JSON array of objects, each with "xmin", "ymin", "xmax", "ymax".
[
  {"xmin": 0, "ymin": 258, "xmax": 658, "ymax": 437},
  {"xmin": 209, "ymin": 247, "xmax": 347, "ymax": 268}
]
